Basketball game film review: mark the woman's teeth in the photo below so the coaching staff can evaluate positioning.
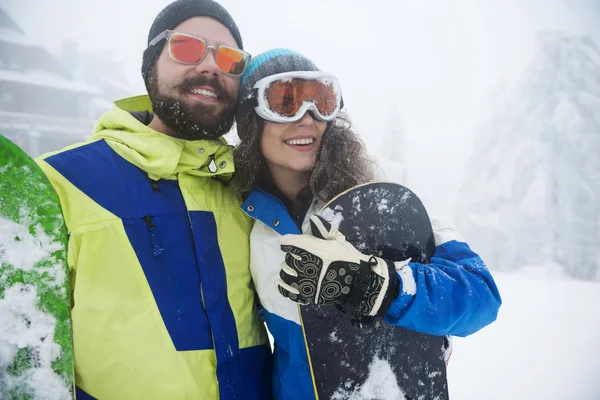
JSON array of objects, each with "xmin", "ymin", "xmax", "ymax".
[{"xmin": 285, "ymin": 138, "xmax": 314, "ymax": 146}]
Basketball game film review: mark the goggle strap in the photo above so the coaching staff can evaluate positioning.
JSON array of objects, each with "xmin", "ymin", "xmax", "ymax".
[{"xmin": 237, "ymin": 88, "xmax": 259, "ymax": 119}]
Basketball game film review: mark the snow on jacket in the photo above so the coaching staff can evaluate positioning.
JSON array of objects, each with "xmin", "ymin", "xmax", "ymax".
[
  {"xmin": 36, "ymin": 95, "xmax": 271, "ymax": 400},
  {"xmin": 242, "ymin": 187, "xmax": 502, "ymax": 400}
]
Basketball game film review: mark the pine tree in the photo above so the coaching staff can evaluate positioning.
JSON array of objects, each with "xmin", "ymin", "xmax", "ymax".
[{"xmin": 457, "ymin": 31, "xmax": 600, "ymax": 280}]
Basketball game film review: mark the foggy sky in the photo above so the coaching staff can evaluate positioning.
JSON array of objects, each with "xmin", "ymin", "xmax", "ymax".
[{"xmin": 2, "ymin": 0, "xmax": 599, "ymax": 221}]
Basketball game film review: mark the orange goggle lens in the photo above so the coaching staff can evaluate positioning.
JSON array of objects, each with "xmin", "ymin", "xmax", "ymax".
[
  {"xmin": 169, "ymin": 33, "xmax": 248, "ymax": 75},
  {"xmin": 264, "ymin": 79, "xmax": 338, "ymax": 118}
]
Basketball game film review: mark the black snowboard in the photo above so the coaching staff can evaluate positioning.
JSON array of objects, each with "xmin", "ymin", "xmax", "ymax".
[{"xmin": 299, "ymin": 182, "xmax": 449, "ymax": 400}]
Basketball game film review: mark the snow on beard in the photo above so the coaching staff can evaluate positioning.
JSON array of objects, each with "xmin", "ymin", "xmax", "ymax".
[{"xmin": 148, "ymin": 70, "xmax": 236, "ymax": 141}]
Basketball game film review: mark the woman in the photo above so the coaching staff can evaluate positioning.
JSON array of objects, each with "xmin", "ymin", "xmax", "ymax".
[{"xmin": 233, "ymin": 49, "xmax": 501, "ymax": 400}]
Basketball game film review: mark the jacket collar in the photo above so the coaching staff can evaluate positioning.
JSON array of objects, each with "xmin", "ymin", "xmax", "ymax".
[
  {"xmin": 242, "ymin": 188, "xmax": 301, "ymax": 236},
  {"xmin": 91, "ymin": 95, "xmax": 234, "ymax": 181}
]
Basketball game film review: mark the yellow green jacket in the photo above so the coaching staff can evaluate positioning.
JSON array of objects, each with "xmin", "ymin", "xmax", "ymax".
[{"xmin": 36, "ymin": 96, "xmax": 271, "ymax": 400}]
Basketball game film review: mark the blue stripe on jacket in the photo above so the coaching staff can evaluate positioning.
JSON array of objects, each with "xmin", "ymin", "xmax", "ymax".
[
  {"xmin": 244, "ymin": 189, "xmax": 317, "ymax": 399},
  {"xmin": 259, "ymin": 308, "xmax": 316, "ymax": 400},
  {"xmin": 46, "ymin": 140, "xmax": 271, "ymax": 398}
]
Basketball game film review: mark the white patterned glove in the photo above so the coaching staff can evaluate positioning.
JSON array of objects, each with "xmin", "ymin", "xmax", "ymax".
[{"xmin": 276, "ymin": 215, "xmax": 399, "ymax": 317}]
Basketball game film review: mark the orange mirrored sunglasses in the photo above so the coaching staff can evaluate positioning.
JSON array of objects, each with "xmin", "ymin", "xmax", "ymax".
[{"xmin": 148, "ymin": 30, "xmax": 251, "ymax": 76}]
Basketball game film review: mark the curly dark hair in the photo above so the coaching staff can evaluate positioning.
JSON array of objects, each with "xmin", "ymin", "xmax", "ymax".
[{"xmin": 232, "ymin": 110, "xmax": 375, "ymax": 202}]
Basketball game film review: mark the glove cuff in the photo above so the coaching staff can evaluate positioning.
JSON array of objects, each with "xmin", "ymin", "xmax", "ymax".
[
  {"xmin": 375, "ymin": 260, "xmax": 399, "ymax": 317},
  {"xmin": 366, "ymin": 257, "xmax": 398, "ymax": 317}
]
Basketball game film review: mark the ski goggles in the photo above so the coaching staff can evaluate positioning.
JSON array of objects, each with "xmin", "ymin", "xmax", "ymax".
[
  {"xmin": 243, "ymin": 71, "xmax": 343, "ymax": 123},
  {"xmin": 148, "ymin": 30, "xmax": 251, "ymax": 76}
]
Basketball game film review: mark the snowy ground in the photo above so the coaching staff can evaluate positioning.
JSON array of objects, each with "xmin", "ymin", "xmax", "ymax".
[{"xmin": 448, "ymin": 271, "xmax": 600, "ymax": 400}]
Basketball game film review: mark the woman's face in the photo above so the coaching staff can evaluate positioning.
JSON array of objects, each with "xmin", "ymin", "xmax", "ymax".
[{"xmin": 261, "ymin": 112, "xmax": 327, "ymax": 175}]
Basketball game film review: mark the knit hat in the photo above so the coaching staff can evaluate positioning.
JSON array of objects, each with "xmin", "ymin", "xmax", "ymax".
[
  {"xmin": 141, "ymin": 0, "xmax": 243, "ymax": 90},
  {"xmin": 237, "ymin": 49, "xmax": 320, "ymax": 122}
]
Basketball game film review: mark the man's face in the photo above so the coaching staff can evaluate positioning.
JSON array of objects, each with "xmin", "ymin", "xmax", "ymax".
[{"xmin": 148, "ymin": 17, "xmax": 241, "ymax": 141}]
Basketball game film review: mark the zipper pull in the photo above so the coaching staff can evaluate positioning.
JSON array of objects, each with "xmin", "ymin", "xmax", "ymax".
[
  {"xmin": 143, "ymin": 216, "xmax": 163, "ymax": 257},
  {"xmin": 207, "ymin": 155, "xmax": 217, "ymax": 173}
]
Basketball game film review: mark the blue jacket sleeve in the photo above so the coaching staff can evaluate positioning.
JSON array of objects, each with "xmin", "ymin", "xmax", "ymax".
[{"xmin": 384, "ymin": 223, "xmax": 502, "ymax": 337}]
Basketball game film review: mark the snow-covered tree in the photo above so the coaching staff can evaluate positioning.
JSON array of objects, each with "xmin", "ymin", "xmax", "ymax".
[{"xmin": 457, "ymin": 31, "xmax": 600, "ymax": 281}]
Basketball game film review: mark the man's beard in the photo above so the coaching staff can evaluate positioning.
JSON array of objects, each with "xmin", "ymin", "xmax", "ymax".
[{"xmin": 148, "ymin": 70, "xmax": 236, "ymax": 141}]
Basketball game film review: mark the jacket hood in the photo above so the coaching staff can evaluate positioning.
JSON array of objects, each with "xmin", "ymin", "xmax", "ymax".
[{"xmin": 92, "ymin": 95, "xmax": 234, "ymax": 181}]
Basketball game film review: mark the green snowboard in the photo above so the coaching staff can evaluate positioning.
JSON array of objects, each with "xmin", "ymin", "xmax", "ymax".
[{"xmin": 0, "ymin": 135, "xmax": 74, "ymax": 399}]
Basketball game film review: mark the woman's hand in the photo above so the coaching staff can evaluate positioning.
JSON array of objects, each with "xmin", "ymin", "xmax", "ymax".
[{"xmin": 276, "ymin": 216, "xmax": 399, "ymax": 317}]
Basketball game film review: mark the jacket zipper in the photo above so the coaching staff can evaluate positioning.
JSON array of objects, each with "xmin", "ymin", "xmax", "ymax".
[{"xmin": 143, "ymin": 216, "xmax": 187, "ymax": 316}]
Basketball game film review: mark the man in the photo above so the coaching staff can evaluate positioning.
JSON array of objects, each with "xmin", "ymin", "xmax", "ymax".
[{"xmin": 36, "ymin": 1, "xmax": 271, "ymax": 399}]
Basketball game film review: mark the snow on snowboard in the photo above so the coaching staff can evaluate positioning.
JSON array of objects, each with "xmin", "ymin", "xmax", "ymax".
[
  {"xmin": 0, "ymin": 135, "xmax": 74, "ymax": 400},
  {"xmin": 300, "ymin": 182, "xmax": 449, "ymax": 400}
]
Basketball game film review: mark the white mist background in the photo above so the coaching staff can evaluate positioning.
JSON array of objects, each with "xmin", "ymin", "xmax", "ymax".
[{"xmin": 5, "ymin": 0, "xmax": 599, "ymax": 222}]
